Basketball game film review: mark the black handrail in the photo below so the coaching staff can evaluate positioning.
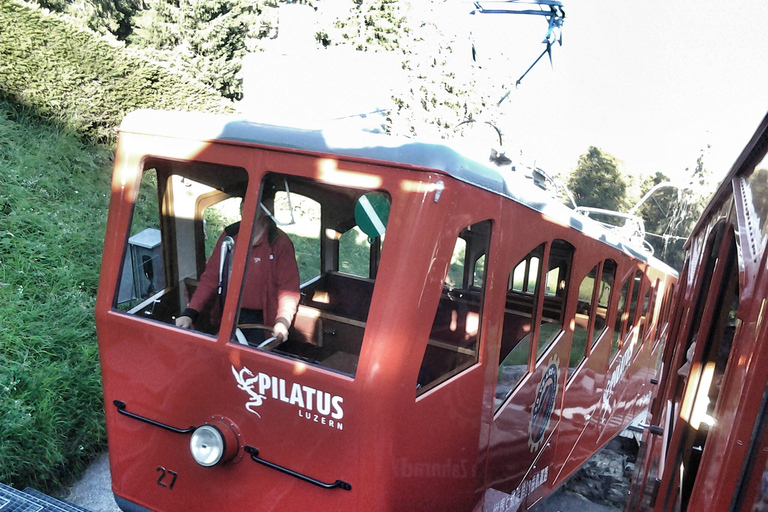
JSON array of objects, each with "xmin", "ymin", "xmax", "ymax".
[
  {"xmin": 113, "ymin": 400, "xmax": 196, "ymax": 435},
  {"xmin": 244, "ymin": 446, "xmax": 351, "ymax": 491}
]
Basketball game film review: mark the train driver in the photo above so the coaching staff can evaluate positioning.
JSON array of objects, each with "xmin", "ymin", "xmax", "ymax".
[{"xmin": 175, "ymin": 187, "xmax": 301, "ymax": 345}]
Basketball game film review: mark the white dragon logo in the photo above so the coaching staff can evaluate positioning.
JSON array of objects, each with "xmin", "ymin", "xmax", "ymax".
[{"xmin": 232, "ymin": 365, "xmax": 266, "ymax": 418}]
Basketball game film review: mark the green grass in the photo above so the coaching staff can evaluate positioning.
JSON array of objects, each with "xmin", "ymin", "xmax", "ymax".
[{"xmin": 0, "ymin": 100, "xmax": 111, "ymax": 492}]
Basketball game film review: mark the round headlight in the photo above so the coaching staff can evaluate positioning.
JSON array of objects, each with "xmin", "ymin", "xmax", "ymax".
[{"xmin": 190, "ymin": 425, "xmax": 225, "ymax": 467}]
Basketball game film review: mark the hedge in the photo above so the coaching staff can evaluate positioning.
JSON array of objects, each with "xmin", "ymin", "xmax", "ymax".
[{"xmin": 0, "ymin": 0, "xmax": 234, "ymax": 143}]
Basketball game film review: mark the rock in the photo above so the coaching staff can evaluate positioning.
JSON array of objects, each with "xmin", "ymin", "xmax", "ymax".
[{"xmin": 559, "ymin": 434, "xmax": 639, "ymax": 508}]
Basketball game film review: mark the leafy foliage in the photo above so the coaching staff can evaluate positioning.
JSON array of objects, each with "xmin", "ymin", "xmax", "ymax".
[
  {"xmin": 0, "ymin": 101, "xmax": 112, "ymax": 492},
  {"xmin": 318, "ymin": 1, "xmax": 486, "ymax": 139},
  {"xmin": 9, "ymin": 0, "xmax": 492, "ymax": 139},
  {"xmin": 0, "ymin": 0, "xmax": 232, "ymax": 143},
  {"xmin": 564, "ymin": 145, "xmax": 714, "ymax": 270},
  {"xmin": 23, "ymin": 0, "xmax": 143, "ymax": 39},
  {"xmin": 637, "ymin": 172, "xmax": 683, "ymax": 265},
  {"xmin": 324, "ymin": 0, "xmax": 407, "ymax": 52},
  {"xmin": 636, "ymin": 154, "xmax": 713, "ymax": 269},
  {"xmin": 129, "ymin": 0, "xmax": 275, "ymax": 99},
  {"xmin": 567, "ymin": 146, "xmax": 628, "ymax": 212}
]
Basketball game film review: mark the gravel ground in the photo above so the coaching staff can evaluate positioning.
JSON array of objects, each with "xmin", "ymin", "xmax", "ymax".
[
  {"xmin": 532, "ymin": 488, "xmax": 620, "ymax": 512},
  {"xmin": 60, "ymin": 452, "xmax": 120, "ymax": 512}
]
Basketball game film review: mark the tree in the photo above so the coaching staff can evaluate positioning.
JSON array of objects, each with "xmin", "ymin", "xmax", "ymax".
[
  {"xmin": 26, "ymin": 0, "xmax": 143, "ymax": 39},
  {"xmin": 636, "ymin": 171, "xmax": 682, "ymax": 265},
  {"xmin": 636, "ymin": 151, "xmax": 715, "ymax": 270},
  {"xmin": 567, "ymin": 146, "xmax": 628, "ymax": 212},
  {"xmin": 130, "ymin": 0, "xmax": 273, "ymax": 99}
]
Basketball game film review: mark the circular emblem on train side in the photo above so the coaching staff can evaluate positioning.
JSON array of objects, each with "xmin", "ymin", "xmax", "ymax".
[{"xmin": 528, "ymin": 355, "xmax": 560, "ymax": 453}]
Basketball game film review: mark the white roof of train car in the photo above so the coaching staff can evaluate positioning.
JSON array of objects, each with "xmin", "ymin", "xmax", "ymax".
[{"xmin": 119, "ymin": 109, "xmax": 677, "ymax": 276}]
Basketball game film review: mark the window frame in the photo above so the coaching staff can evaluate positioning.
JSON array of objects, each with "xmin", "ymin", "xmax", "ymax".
[
  {"xmin": 611, "ymin": 275, "xmax": 631, "ymax": 361},
  {"xmin": 571, "ymin": 264, "xmax": 599, "ymax": 374},
  {"xmin": 535, "ymin": 239, "xmax": 574, "ymax": 361},
  {"xmin": 594, "ymin": 259, "xmax": 617, "ymax": 346},
  {"xmin": 417, "ymin": 219, "xmax": 493, "ymax": 395},
  {"xmin": 495, "ymin": 243, "xmax": 545, "ymax": 409}
]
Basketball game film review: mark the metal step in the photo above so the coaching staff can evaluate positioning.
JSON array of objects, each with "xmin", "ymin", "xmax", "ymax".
[
  {"xmin": 0, "ymin": 483, "xmax": 92, "ymax": 512},
  {"xmin": 21, "ymin": 489, "xmax": 90, "ymax": 512}
]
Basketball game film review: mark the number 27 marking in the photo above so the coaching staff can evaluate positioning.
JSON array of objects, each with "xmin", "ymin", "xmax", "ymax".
[{"xmin": 156, "ymin": 466, "xmax": 178, "ymax": 490}]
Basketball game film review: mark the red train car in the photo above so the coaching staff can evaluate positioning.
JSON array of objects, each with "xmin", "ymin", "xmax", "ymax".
[
  {"xmin": 95, "ymin": 109, "xmax": 677, "ymax": 511},
  {"xmin": 627, "ymin": 111, "xmax": 768, "ymax": 512}
]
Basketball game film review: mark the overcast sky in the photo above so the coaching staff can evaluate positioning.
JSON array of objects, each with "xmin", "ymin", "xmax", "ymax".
[{"xmin": 466, "ymin": 0, "xmax": 768, "ymax": 186}]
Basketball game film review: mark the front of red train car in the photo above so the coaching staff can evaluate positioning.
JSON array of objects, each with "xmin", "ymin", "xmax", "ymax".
[
  {"xmin": 95, "ymin": 111, "xmax": 495, "ymax": 512},
  {"xmin": 95, "ymin": 125, "xmax": 365, "ymax": 511}
]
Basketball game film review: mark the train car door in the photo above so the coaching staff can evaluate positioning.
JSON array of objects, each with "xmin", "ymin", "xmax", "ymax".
[
  {"xmin": 395, "ymin": 212, "xmax": 496, "ymax": 511},
  {"xmin": 483, "ymin": 221, "xmax": 576, "ymax": 510}
]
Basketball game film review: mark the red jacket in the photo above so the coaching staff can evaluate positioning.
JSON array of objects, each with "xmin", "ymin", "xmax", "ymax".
[{"xmin": 186, "ymin": 221, "xmax": 300, "ymax": 329}]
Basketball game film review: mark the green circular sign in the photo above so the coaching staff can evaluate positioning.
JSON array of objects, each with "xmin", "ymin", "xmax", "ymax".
[{"xmin": 354, "ymin": 193, "xmax": 390, "ymax": 239}]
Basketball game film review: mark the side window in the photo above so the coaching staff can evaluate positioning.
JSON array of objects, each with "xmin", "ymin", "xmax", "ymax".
[
  {"xmin": 594, "ymin": 259, "xmax": 616, "ymax": 344},
  {"xmin": 511, "ymin": 253, "xmax": 539, "ymax": 293},
  {"xmin": 537, "ymin": 239, "xmax": 574, "ymax": 359},
  {"xmin": 339, "ymin": 226, "xmax": 372, "ymax": 277},
  {"xmin": 572, "ymin": 265, "xmax": 598, "ymax": 374},
  {"xmin": 474, "ymin": 254, "xmax": 486, "ymax": 288},
  {"xmin": 418, "ymin": 220, "xmax": 492, "ymax": 394},
  {"xmin": 114, "ymin": 162, "xmax": 250, "ymax": 327},
  {"xmin": 627, "ymin": 270, "xmax": 644, "ymax": 333},
  {"xmin": 612, "ymin": 277, "xmax": 631, "ymax": 360},
  {"xmin": 497, "ymin": 244, "xmax": 544, "ymax": 409},
  {"xmin": 337, "ymin": 191, "xmax": 389, "ymax": 279},
  {"xmin": 639, "ymin": 280, "xmax": 657, "ymax": 343},
  {"xmin": 115, "ymin": 168, "xmax": 163, "ymax": 309},
  {"xmin": 656, "ymin": 283, "xmax": 675, "ymax": 347},
  {"xmin": 446, "ymin": 237, "xmax": 467, "ymax": 287},
  {"xmin": 655, "ymin": 285, "xmax": 668, "ymax": 341}
]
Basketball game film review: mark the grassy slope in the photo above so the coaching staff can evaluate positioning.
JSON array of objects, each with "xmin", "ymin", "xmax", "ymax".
[
  {"xmin": 0, "ymin": 0, "xmax": 238, "ymax": 492},
  {"xmin": 0, "ymin": 101, "xmax": 111, "ymax": 492}
]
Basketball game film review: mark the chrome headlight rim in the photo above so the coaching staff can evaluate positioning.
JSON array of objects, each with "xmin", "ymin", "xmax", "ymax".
[{"xmin": 190, "ymin": 424, "xmax": 226, "ymax": 467}]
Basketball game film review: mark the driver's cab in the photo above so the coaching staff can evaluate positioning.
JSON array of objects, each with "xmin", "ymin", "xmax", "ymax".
[{"xmin": 115, "ymin": 158, "xmax": 389, "ymax": 378}]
